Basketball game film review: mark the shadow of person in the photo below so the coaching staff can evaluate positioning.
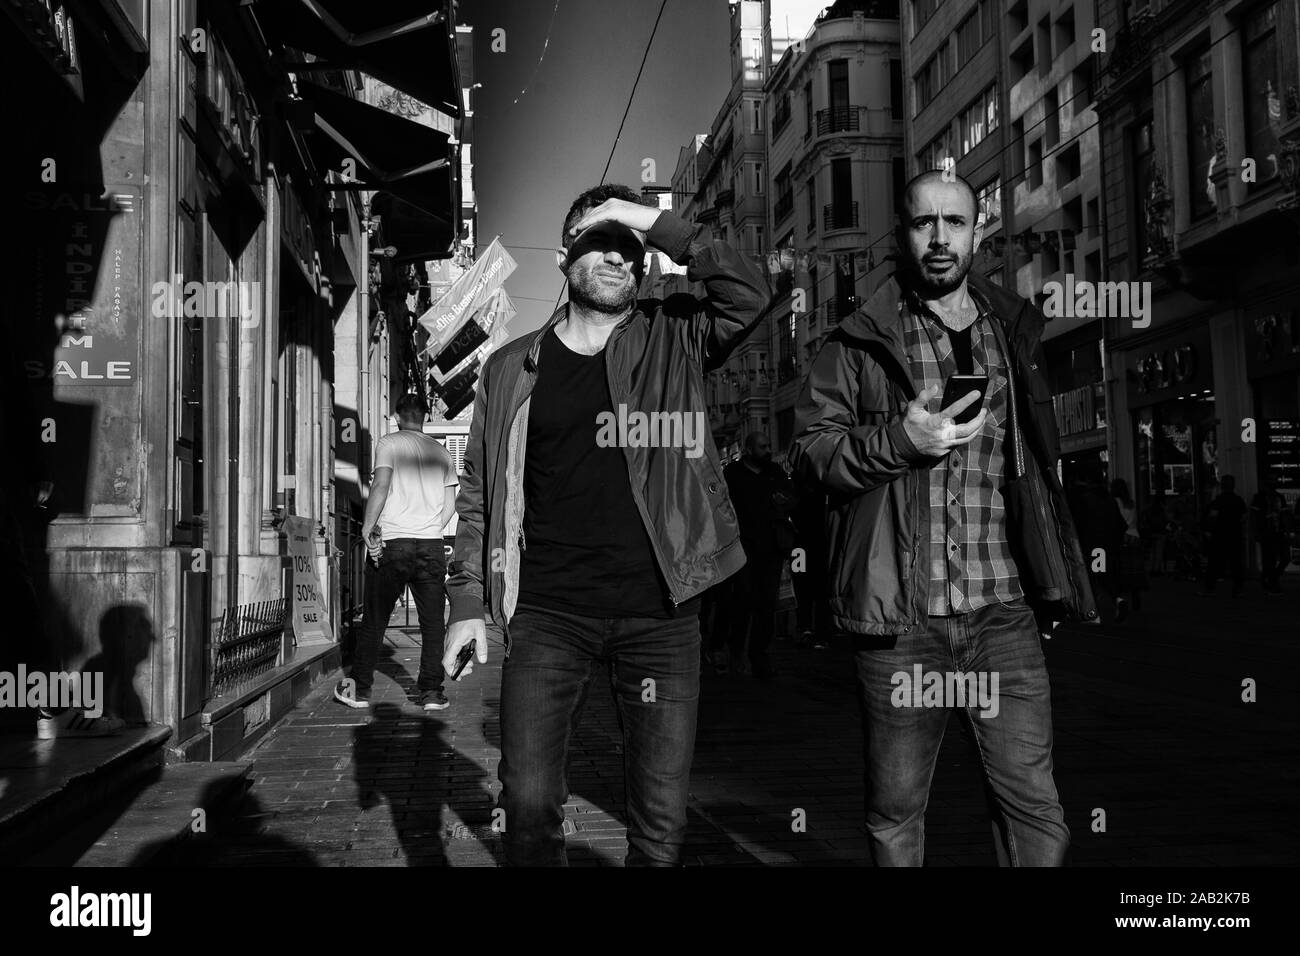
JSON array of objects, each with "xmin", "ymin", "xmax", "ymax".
[
  {"xmin": 352, "ymin": 702, "xmax": 504, "ymax": 866},
  {"xmin": 132, "ymin": 779, "xmax": 321, "ymax": 867},
  {"xmin": 80, "ymin": 604, "xmax": 155, "ymax": 724}
]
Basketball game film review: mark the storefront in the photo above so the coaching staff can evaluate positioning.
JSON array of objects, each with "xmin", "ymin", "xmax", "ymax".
[
  {"xmin": 1245, "ymin": 304, "xmax": 1300, "ymax": 513},
  {"xmin": 1043, "ymin": 327, "xmax": 1107, "ymax": 490},
  {"xmin": 1126, "ymin": 324, "xmax": 1217, "ymax": 540}
]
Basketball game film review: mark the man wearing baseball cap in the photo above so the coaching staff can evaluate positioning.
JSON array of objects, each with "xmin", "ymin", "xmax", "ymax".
[{"xmin": 442, "ymin": 183, "xmax": 773, "ymax": 865}]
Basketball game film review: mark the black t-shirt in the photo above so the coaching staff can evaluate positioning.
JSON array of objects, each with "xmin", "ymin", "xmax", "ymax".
[
  {"xmin": 948, "ymin": 323, "xmax": 974, "ymax": 375},
  {"xmin": 516, "ymin": 328, "xmax": 698, "ymax": 619}
]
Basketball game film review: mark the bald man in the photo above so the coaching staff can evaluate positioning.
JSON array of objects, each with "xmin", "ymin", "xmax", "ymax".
[{"xmin": 790, "ymin": 170, "xmax": 1097, "ymax": 866}]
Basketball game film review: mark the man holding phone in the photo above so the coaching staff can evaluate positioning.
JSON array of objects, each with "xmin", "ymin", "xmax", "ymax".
[{"xmin": 790, "ymin": 170, "xmax": 1096, "ymax": 866}]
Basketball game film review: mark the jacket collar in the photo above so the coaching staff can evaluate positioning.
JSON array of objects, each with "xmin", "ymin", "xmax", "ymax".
[
  {"xmin": 524, "ymin": 303, "xmax": 570, "ymax": 372},
  {"xmin": 523, "ymin": 299, "xmax": 649, "ymax": 372},
  {"xmin": 839, "ymin": 269, "xmax": 1043, "ymax": 352}
]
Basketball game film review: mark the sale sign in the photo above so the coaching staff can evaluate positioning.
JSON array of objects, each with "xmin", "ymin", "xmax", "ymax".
[{"xmin": 283, "ymin": 515, "xmax": 333, "ymax": 645}]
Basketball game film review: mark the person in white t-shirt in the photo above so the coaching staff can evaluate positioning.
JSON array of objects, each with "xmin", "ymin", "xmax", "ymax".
[{"xmin": 335, "ymin": 393, "xmax": 459, "ymax": 711}]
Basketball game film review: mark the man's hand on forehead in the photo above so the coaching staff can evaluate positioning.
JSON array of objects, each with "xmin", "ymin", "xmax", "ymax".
[{"xmin": 568, "ymin": 198, "xmax": 660, "ymax": 245}]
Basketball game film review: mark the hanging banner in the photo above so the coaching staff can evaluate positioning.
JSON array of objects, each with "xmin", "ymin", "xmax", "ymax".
[
  {"xmin": 429, "ymin": 286, "xmax": 516, "ymax": 367},
  {"xmin": 416, "ymin": 236, "xmax": 516, "ymax": 358},
  {"xmin": 433, "ymin": 322, "xmax": 512, "ymax": 387},
  {"xmin": 283, "ymin": 515, "xmax": 333, "ymax": 645}
]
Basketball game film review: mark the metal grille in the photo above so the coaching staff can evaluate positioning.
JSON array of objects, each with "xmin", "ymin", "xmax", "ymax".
[{"xmin": 210, "ymin": 599, "xmax": 287, "ymax": 697}]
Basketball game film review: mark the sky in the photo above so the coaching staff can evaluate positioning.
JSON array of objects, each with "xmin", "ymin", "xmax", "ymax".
[{"xmin": 463, "ymin": 0, "xmax": 733, "ymax": 337}]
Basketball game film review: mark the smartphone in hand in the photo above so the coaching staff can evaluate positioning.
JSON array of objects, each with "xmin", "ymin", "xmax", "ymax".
[
  {"xmin": 940, "ymin": 374, "xmax": 990, "ymax": 425},
  {"xmin": 451, "ymin": 640, "xmax": 476, "ymax": 680}
]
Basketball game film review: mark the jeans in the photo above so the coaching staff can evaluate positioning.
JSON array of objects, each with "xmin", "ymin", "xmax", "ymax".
[
  {"xmin": 498, "ymin": 604, "xmax": 701, "ymax": 866},
  {"xmin": 853, "ymin": 599, "xmax": 1069, "ymax": 866},
  {"xmin": 349, "ymin": 538, "xmax": 446, "ymax": 699}
]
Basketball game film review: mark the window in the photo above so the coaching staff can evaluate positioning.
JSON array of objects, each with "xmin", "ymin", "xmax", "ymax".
[
  {"xmin": 889, "ymin": 59, "xmax": 903, "ymax": 117},
  {"xmin": 1028, "ymin": 138, "xmax": 1044, "ymax": 189},
  {"xmin": 1044, "ymin": 87, "xmax": 1060, "ymax": 149},
  {"xmin": 1037, "ymin": 16, "xmax": 1052, "ymax": 75},
  {"xmin": 1010, "ymin": 118, "xmax": 1025, "ymax": 177},
  {"xmin": 1130, "ymin": 116, "xmax": 1156, "ymax": 260},
  {"xmin": 959, "ymin": 85, "xmax": 998, "ymax": 155},
  {"xmin": 749, "ymin": 98, "xmax": 763, "ymax": 133},
  {"xmin": 1010, "ymin": 35, "xmax": 1034, "ymax": 84},
  {"xmin": 980, "ymin": 0, "xmax": 995, "ymax": 41},
  {"xmin": 753, "ymin": 161, "xmax": 764, "ymax": 194},
  {"xmin": 918, "ymin": 126, "xmax": 955, "ymax": 172},
  {"xmin": 806, "ymin": 174, "xmax": 817, "ymax": 234},
  {"xmin": 1056, "ymin": 141, "xmax": 1081, "ymax": 185},
  {"xmin": 912, "ymin": 0, "xmax": 941, "ymax": 36},
  {"xmin": 774, "ymin": 162, "xmax": 794, "ymax": 223},
  {"xmin": 1185, "ymin": 48, "xmax": 1216, "ymax": 219},
  {"xmin": 977, "ymin": 177, "xmax": 1001, "ymax": 225},
  {"xmin": 804, "ymin": 80, "xmax": 814, "ymax": 138},
  {"xmin": 915, "ymin": 52, "xmax": 947, "ymax": 112},
  {"xmin": 830, "ymin": 157, "xmax": 854, "ymax": 229},
  {"xmin": 957, "ymin": 11, "xmax": 982, "ymax": 64},
  {"xmin": 1243, "ymin": 2, "xmax": 1288, "ymax": 192},
  {"xmin": 1008, "ymin": 0, "xmax": 1028, "ymax": 35},
  {"xmin": 1054, "ymin": 6, "xmax": 1076, "ymax": 56},
  {"xmin": 773, "ymin": 90, "xmax": 791, "ymax": 136},
  {"xmin": 829, "ymin": 59, "xmax": 850, "ymax": 111}
]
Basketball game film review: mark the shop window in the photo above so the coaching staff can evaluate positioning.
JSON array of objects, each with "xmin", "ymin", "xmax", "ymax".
[
  {"xmin": 1130, "ymin": 116, "xmax": 1155, "ymax": 262},
  {"xmin": 1243, "ymin": 1, "xmax": 1288, "ymax": 193},
  {"xmin": 1185, "ymin": 48, "xmax": 1217, "ymax": 220}
]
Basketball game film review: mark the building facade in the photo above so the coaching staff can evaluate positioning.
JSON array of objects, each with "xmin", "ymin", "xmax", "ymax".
[
  {"xmin": 1096, "ymin": 0, "xmax": 1300, "ymax": 562},
  {"xmin": 7, "ymin": 0, "xmax": 462, "ymax": 759}
]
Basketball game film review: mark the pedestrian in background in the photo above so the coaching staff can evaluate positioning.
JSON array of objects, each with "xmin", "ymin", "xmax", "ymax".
[
  {"xmin": 335, "ymin": 393, "xmax": 459, "ymax": 711},
  {"xmin": 1251, "ymin": 481, "xmax": 1291, "ymax": 595},
  {"xmin": 717, "ymin": 432, "xmax": 795, "ymax": 679},
  {"xmin": 1110, "ymin": 478, "xmax": 1146, "ymax": 619},
  {"xmin": 1200, "ymin": 474, "xmax": 1247, "ymax": 598}
]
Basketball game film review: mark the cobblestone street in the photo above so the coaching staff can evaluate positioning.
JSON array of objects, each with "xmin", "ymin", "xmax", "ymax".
[{"xmin": 177, "ymin": 575, "xmax": 1300, "ymax": 866}]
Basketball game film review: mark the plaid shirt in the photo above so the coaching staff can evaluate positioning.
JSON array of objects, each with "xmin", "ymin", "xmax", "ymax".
[{"xmin": 900, "ymin": 285, "xmax": 1024, "ymax": 616}]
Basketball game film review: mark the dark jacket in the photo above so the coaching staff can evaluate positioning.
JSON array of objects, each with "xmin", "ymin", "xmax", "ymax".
[
  {"xmin": 446, "ymin": 211, "xmax": 774, "ymax": 645},
  {"xmin": 789, "ymin": 271, "xmax": 1097, "ymax": 636}
]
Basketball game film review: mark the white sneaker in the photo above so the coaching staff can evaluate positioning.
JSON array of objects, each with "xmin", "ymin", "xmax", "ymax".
[
  {"xmin": 36, "ymin": 711, "xmax": 127, "ymax": 740},
  {"xmin": 333, "ymin": 680, "xmax": 370, "ymax": 709}
]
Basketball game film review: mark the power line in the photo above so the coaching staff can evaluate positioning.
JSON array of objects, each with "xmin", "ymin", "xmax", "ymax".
[{"xmin": 551, "ymin": 0, "xmax": 673, "ymax": 315}]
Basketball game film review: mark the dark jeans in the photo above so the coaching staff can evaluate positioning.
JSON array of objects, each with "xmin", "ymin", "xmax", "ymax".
[
  {"xmin": 498, "ymin": 604, "xmax": 701, "ymax": 866},
  {"xmin": 716, "ymin": 552, "xmax": 782, "ymax": 663},
  {"xmin": 1203, "ymin": 535, "xmax": 1244, "ymax": 593},
  {"xmin": 853, "ymin": 600, "xmax": 1069, "ymax": 866},
  {"xmin": 349, "ymin": 538, "xmax": 446, "ymax": 699}
]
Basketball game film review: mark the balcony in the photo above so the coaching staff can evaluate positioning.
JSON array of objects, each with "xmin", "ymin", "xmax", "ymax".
[
  {"xmin": 823, "ymin": 201, "xmax": 859, "ymax": 231},
  {"xmin": 817, "ymin": 107, "xmax": 860, "ymax": 136},
  {"xmin": 774, "ymin": 192, "xmax": 795, "ymax": 224}
]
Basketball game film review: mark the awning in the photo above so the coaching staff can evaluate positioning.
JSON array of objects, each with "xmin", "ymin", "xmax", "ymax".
[
  {"xmin": 296, "ymin": 80, "xmax": 457, "ymax": 259},
  {"xmin": 249, "ymin": 0, "xmax": 461, "ymax": 119}
]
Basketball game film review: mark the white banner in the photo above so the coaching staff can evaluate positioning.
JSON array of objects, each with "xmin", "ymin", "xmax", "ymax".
[
  {"xmin": 417, "ymin": 236, "xmax": 516, "ymax": 358},
  {"xmin": 429, "ymin": 288, "xmax": 517, "ymax": 382},
  {"xmin": 284, "ymin": 515, "xmax": 332, "ymax": 645}
]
